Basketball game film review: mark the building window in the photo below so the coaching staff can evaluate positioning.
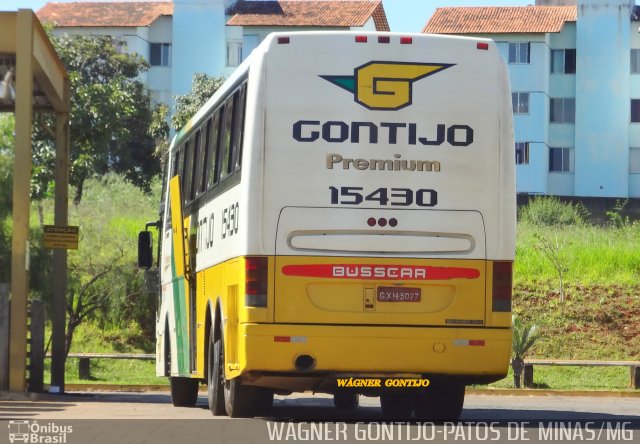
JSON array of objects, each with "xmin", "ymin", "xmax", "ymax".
[
  {"xmin": 242, "ymin": 35, "xmax": 259, "ymax": 62},
  {"xmin": 551, "ymin": 49, "xmax": 576, "ymax": 74},
  {"xmin": 631, "ymin": 148, "xmax": 640, "ymax": 173},
  {"xmin": 150, "ymin": 43, "xmax": 171, "ymax": 66},
  {"xmin": 549, "ymin": 147, "xmax": 573, "ymax": 172},
  {"xmin": 512, "ymin": 92, "xmax": 529, "ymax": 114},
  {"xmin": 550, "ymin": 98, "xmax": 575, "ymax": 123},
  {"xmin": 515, "ymin": 142, "xmax": 530, "ymax": 165},
  {"xmin": 632, "ymin": 99, "xmax": 640, "ymax": 122},
  {"xmin": 631, "ymin": 50, "xmax": 640, "ymax": 74},
  {"xmin": 227, "ymin": 41, "xmax": 242, "ymax": 67},
  {"xmin": 508, "ymin": 42, "xmax": 530, "ymax": 64}
]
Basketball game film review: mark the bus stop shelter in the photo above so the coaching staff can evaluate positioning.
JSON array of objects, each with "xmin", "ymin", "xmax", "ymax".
[{"xmin": 0, "ymin": 9, "xmax": 70, "ymax": 392}]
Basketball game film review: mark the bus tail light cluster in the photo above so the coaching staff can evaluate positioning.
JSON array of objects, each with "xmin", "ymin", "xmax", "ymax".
[
  {"xmin": 355, "ymin": 35, "xmax": 413, "ymax": 44},
  {"xmin": 367, "ymin": 217, "xmax": 398, "ymax": 227},
  {"xmin": 492, "ymin": 261, "xmax": 512, "ymax": 312},
  {"xmin": 279, "ymin": 35, "xmax": 414, "ymax": 45},
  {"xmin": 453, "ymin": 339, "xmax": 486, "ymax": 347},
  {"xmin": 245, "ymin": 256, "xmax": 268, "ymax": 307}
]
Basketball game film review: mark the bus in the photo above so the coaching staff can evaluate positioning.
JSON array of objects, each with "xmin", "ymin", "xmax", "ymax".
[{"xmin": 138, "ymin": 31, "xmax": 515, "ymax": 420}]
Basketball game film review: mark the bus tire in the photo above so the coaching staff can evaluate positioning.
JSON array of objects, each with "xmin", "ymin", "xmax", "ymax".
[
  {"xmin": 225, "ymin": 378, "xmax": 273, "ymax": 418},
  {"xmin": 170, "ymin": 376, "xmax": 199, "ymax": 407},
  {"xmin": 380, "ymin": 393, "xmax": 413, "ymax": 420},
  {"xmin": 413, "ymin": 383, "xmax": 465, "ymax": 421},
  {"xmin": 208, "ymin": 328, "xmax": 226, "ymax": 416},
  {"xmin": 219, "ymin": 331, "xmax": 273, "ymax": 418},
  {"xmin": 334, "ymin": 391, "xmax": 359, "ymax": 410}
]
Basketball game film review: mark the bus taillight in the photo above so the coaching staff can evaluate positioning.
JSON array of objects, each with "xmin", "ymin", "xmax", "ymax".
[
  {"xmin": 245, "ymin": 256, "xmax": 268, "ymax": 307},
  {"xmin": 400, "ymin": 37, "xmax": 413, "ymax": 44},
  {"xmin": 492, "ymin": 261, "xmax": 512, "ymax": 312}
]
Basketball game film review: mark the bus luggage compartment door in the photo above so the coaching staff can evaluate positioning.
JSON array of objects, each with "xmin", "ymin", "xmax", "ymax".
[{"xmin": 274, "ymin": 207, "xmax": 487, "ymax": 327}]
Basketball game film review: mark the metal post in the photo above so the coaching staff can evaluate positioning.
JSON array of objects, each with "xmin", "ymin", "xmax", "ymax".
[
  {"xmin": 78, "ymin": 358, "xmax": 91, "ymax": 380},
  {"xmin": 523, "ymin": 364, "xmax": 534, "ymax": 388},
  {"xmin": 9, "ymin": 9, "xmax": 34, "ymax": 392},
  {"xmin": 27, "ymin": 299, "xmax": 44, "ymax": 392},
  {"xmin": 0, "ymin": 283, "xmax": 9, "ymax": 390}
]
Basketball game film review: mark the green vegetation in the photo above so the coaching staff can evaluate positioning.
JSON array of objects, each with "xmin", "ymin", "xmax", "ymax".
[
  {"xmin": 516, "ymin": 222, "xmax": 640, "ymax": 286},
  {"xmin": 172, "ymin": 73, "xmax": 225, "ymax": 130},
  {"xmin": 43, "ymin": 322, "xmax": 165, "ymax": 385},
  {"xmin": 32, "ymin": 33, "xmax": 161, "ymax": 204},
  {"xmin": 511, "ymin": 315, "xmax": 539, "ymax": 388}
]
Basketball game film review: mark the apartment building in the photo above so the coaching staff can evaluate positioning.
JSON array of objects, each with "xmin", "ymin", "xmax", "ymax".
[
  {"xmin": 37, "ymin": 0, "xmax": 389, "ymax": 104},
  {"xmin": 425, "ymin": 0, "xmax": 640, "ymax": 198}
]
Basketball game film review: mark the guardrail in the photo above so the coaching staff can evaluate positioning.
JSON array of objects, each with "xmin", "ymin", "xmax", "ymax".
[
  {"xmin": 46, "ymin": 353, "xmax": 154, "ymax": 380},
  {"xmin": 523, "ymin": 359, "xmax": 640, "ymax": 389}
]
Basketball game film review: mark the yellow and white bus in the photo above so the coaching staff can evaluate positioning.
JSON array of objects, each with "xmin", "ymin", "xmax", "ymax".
[{"xmin": 139, "ymin": 31, "xmax": 515, "ymax": 420}]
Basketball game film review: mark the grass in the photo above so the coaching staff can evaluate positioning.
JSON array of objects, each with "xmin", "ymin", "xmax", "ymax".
[
  {"xmin": 483, "ymin": 366, "xmax": 632, "ymax": 391},
  {"xmin": 43, "ymin": 320, "xmax": 168, "ymax": 386},
  {"xmin": 44, "ymin": 358, "xmax": 166, "ymax": 386},
  {"xmin": 515, "ymin": 222, "xmax": 640, "ymax": 286}
]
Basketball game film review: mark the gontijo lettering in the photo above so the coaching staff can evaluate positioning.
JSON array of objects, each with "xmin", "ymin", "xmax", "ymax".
[{"xmin": 293, "ymin": 121, "xmax": 474, "ymax": 147}]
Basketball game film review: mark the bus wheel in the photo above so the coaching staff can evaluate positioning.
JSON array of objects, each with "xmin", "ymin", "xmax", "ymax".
[
  {"xmin": 413, "ymin": 383, "xmax": 465, "ymax": 421},
  {"xmin": 208, "ymin": 327, "xmax": 226, "ymax": 416},
  {"xmin": 334, "ymin": 391, "xmax": 359, "ymax": 410},
  {"xmin": 170, "ymin": 377, "xmax": 199, "ymax": 407},
  {"xmin": 380, "ymin": 393, "xmax": 412, "ymax": 420},
  {"xmin": 220, "ymin": 332, "xmax": 273, "ymax": 418},
  {"xmin": 224, "ymin": 378, "xmax": 273, "ymax": 418}
]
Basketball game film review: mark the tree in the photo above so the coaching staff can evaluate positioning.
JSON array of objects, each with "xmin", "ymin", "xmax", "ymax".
[
  {"xmin": 511, "ymin": 315, "xmax": 539, "ymax": 388},
  {"xmin": 172, "ymin": 73, "xmax": 225, "ymax": 130},
  {"xmin": 63, "ymin": 174, "xmax": 160, "ymax": 355},
  {"xmin": 32, "ymin": 34, "xmax": 161, "ymax": 204},
  {"xmin": 535, "ymin": 233, "xmax": 569, "ymax": 303},
  {"xmin": 0, "ymin": 114, "xmax": 14, "ymax": 283}
]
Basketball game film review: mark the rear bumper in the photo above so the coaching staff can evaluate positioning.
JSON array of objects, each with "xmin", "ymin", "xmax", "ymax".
[{"xmin": 238, "ymin": 323, "xmax": 510, "ymax": 383}]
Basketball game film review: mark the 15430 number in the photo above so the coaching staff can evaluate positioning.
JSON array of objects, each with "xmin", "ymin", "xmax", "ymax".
[{"xmin": 329, "ymin": 187, "xmax": 437, "ymax": 207}]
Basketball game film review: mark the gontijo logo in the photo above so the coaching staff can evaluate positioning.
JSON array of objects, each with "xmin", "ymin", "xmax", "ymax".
[{"xmin": 320, "ymin": 61, "xmax": 454, "ymax": 111}]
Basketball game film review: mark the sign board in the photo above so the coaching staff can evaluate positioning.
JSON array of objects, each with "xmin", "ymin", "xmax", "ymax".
[{"xmin": 43, "ymin": 225, "xmax": 79, "ymax": 250}]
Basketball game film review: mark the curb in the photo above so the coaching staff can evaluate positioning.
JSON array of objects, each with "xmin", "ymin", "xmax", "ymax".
[
  {"xmin": 3, "ymin": 386, "xmax": 639, "ymax": 400},
  {"xmin": 466, "ymin": 388, "xmax": 640, "ymax": 398}
]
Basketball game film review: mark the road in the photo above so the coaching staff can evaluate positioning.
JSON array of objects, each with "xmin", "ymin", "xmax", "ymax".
[{"xmin": 1, "ymin": 392, "xmax": 639, "ymax": 443}]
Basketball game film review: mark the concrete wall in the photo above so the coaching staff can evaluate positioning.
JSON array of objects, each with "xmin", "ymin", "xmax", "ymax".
[
  {"xmin": 172, "ymin": 0, "xmax": 227, "ymax": 97},
  {"xmin": 575, "ymin": 0, "xmax": 634, "ymax": 197}
]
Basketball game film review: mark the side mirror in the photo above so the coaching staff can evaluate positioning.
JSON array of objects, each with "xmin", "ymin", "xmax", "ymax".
[{"xmin": 138, "ymin": 231, "xmax": 153, "ymax": 269}]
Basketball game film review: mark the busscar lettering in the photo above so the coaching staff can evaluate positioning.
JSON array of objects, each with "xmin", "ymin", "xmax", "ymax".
[
  {"xmin": 293, "ymin": 120, "xmax": 474, "ymax": 147},
  {"xmin": 327, "ymin": 153, "xmax": 440, "ymax": 172},
  {"xmin": 332, "ymin": 265, "xmax": 427, "ymax": 280}
]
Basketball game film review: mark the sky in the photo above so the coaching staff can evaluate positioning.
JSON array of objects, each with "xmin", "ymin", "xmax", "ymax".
[{"xmin": 2, "ymin": 0, "xmax": 534, "ymax": 33}]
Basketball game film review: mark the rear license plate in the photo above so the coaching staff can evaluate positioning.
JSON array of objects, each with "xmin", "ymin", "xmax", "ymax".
[{"xmin": 377, "ymin": 287, "xmax": 421, "ymax": 302}]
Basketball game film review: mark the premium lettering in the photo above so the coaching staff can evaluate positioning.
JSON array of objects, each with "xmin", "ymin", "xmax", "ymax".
[{"xmin": 326, "ymin": 153, "xmax": 440, "ymax": 172}]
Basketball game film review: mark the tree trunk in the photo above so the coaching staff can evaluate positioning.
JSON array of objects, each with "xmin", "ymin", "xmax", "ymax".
[
  {"xmin": 65, "ymin": 319, "xmax": 79, "ymax": 359},
  {"xmin": 511, "ymin": 358, "xmax": 524, "ymax": 388},
  {"xmin": 73, "ymin": 177, "xmax": 85, "ymax": 205}
]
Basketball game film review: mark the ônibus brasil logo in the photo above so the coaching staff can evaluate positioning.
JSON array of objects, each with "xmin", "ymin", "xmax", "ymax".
[{"xmin": 320, "ymin": 61, "xmax": 454, "ymax": 111}]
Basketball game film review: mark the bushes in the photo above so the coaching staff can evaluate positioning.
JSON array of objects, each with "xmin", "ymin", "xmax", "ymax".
[{"xmin": 519, "ymin": 196, "xmax": 588, "ymax": 226}]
